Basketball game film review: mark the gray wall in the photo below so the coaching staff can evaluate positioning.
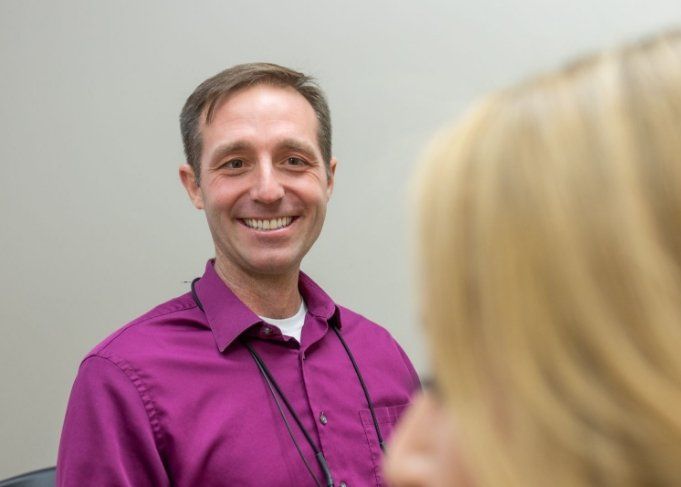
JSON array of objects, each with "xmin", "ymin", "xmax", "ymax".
[{"xmin": 1, "ymin": 0, "xmax": 679, "ymax": 479}]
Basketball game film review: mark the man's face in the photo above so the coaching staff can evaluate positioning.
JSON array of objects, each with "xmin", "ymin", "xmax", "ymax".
[{"xmin": 180, "ymin": 84, "xmax": 336, "ymax": 281}]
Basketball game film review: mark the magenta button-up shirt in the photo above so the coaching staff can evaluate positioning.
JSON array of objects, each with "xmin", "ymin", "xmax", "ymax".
[{"xmin": 57, "ymin": 261, "xmax": 420, "ymax": 486}]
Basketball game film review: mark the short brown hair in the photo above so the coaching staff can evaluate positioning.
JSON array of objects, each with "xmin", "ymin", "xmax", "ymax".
[{"xmin": 180, "ymin": 62, "xmax": 332, "ymax": 180}]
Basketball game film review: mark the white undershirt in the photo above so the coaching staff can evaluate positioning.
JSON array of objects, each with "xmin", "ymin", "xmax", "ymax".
[{"xmin": 257, "ymin": 300, "xmax": 307, "ymax": 343}]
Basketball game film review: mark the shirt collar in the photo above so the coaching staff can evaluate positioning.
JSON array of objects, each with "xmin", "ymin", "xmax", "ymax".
[{"xmin": 194, "ymin": 260, "xmax": 339, "ymax": 352}]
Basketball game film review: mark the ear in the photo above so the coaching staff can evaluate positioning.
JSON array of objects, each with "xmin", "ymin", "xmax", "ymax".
[
  {"xmin": 179, "ymin": 164, "xmax": 204, "ymax": 209},
  {"xmin": 326, "ymin": 157, "xmax": 337, "ymax": 200}
]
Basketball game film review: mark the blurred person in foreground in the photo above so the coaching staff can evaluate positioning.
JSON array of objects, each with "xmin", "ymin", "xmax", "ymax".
[{"xmin": 385, "ymin": 29, "xmax": 681, "ymax": 486}]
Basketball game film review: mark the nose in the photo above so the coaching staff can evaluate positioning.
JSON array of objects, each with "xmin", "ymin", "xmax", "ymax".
[{"xmin": 251, "ymin": 161, "xmax": 285, "ymax": 204}]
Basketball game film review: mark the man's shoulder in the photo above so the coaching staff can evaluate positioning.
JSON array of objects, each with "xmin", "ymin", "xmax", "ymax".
[
  {"xmin": 336, "ymin": 304, "xmax": 395, "ymax": 342},
  {"xmin": 335, "ymin": 304, "xmax": 420, "ymax": 389},
  {"xmin": 84, "ymin": 292, "xmax": 203, "ymax": 362}
]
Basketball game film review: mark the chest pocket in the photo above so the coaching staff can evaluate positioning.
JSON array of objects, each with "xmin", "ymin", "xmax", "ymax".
[{"xmin": 360, "ymin": 403, "xmax": 408, "ymax": 486}]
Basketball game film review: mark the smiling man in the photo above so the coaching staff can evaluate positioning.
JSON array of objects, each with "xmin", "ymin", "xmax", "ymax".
[{"xmin": 56, "ymin": 63, "xmax": 419, "ymax": 487}]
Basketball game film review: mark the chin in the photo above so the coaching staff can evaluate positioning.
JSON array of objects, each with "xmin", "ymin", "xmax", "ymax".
[{"xmin": 246, "ymin": 256, "xmax": 301, "ymax": 277}]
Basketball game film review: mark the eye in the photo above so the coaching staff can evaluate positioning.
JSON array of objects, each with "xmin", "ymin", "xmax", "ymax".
[
  {"xmin": 223, "ymin": 159, "xmax": 244, "ymax": 169},
  {"xmin": 422, "ymin": 376, "xmax": 442, "ymax": 399},
  {"xmin": 286, "ymin": 157, "xmax": 307, "ymax": 166}
]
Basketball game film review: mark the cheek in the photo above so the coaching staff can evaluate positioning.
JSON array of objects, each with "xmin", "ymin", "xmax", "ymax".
[
  {"xmin": 295, "ymin": 172, "xmax": 330, "ymax": 199},
  {"xmin": 432, "ymin": 418, "xmax": 474, "ymax": 487},
  {"xmin": 203, "ymin": 188, "xmax": 240, "ymax": 216},
  {"xmin": 384, "ymin": 395, "xmax": 474, "ymax": 487},
  {"xmin": 383, "ymin": 395, "xmax": 439, "ymax": 486}
]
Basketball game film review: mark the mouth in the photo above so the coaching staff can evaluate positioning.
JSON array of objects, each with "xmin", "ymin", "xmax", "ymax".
[{"xmin": 240, "ymin": 216, "xmax": 296, "ymax": 232}]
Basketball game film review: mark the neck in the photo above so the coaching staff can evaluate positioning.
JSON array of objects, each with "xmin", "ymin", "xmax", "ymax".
[{"xmin": 213, "ymin": 258, "xmax": 302, "ymax": 319}]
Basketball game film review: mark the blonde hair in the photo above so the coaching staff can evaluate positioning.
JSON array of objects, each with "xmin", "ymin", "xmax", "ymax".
[{"xmin": 416, "ymin": 29, "xmax": 681, "ymax": 486}]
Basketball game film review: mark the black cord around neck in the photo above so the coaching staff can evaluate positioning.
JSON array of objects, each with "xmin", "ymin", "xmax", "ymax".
[
  {"xmin": 190, "ymin": 277, "xmax": 385, "ymax": 485},
  {"xmin": 244, "ymin": 340, "xmax": 323, "ymax": 487},
  {"xmin": 330, "ymin": 324, "xmax": 385, "ymax": 452},
  {"xmin": 242, "ymin": 340, "xmax": 333, "ymax": 487},
  {"xmin": 191, "ymin": 278, "xmax": 204, "ymax": 311}
]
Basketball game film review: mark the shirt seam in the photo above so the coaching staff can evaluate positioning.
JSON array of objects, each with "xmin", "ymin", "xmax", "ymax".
[
  {"xmin": 83, "ymin": 354, "xmax": 167, "ymax": 455},
  {"xmin": 359, "ymin": 410, "xmax": 383, "ymax": 486},
  {"xmin": 96, "ymin": 299, "xmax": 198, "ymax": 356}
]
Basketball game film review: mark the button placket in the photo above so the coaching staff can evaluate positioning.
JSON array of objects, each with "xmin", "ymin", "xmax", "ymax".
[{"xmin": 300, "ymin": 339, "xmax": 333, "ymax": 472}]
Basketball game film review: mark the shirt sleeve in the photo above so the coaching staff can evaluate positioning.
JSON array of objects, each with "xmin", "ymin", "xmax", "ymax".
[{"xmin": 56, "ymin": 355, "xmax": 169, "ymax": 487}]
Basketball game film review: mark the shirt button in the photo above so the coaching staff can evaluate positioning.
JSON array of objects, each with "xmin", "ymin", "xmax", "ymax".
[
  {"xmin": 319, "ymin": 411, "xmax": 328, "ymax": 425},
  {"xmin": 339, "ymin": 482, "xmax": 347, "ymax": 487},
  {"xmin": 262, "ymin": 326, "xmax": 272, "ymax": 335}
]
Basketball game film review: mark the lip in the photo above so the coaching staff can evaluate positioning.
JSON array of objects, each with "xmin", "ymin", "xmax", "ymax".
[{"xmin": 238, "ymin": 216, "xmax": 299, "ymax": 233}]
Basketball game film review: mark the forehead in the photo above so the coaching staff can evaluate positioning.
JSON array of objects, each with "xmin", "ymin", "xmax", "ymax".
[{"xmin": 199, "ymin": 84, "xmax": 319, "ymax": 152}]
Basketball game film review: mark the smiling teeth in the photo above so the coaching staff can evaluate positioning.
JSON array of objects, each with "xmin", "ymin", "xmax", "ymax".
[{"xmin": 244, "ymin": 217, "xmax": 293, "ymax": 231}]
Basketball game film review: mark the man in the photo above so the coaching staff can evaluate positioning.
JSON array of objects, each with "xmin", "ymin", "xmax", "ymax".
[{"xmin": 57, "ymin": 63, "xmax": 419, "ymax": 486}]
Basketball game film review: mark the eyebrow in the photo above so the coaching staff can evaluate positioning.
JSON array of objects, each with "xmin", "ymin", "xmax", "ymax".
[
  {"xmin": 208, "ymin": 141, "xmax": 253, "ymax": 166},
  {"xmin": 278, "ymin": 138, "xmax": 319, "ymax": 160}
]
